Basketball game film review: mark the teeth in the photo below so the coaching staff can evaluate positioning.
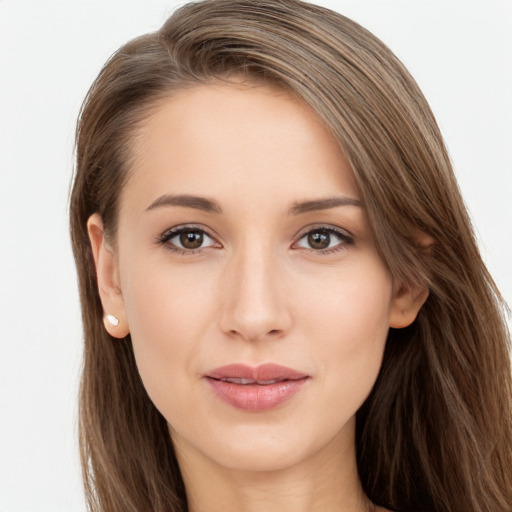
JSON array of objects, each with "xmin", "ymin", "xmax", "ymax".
[
  {"xmin": 219, "ymin": 377, "xmax": 282, "ymax": 385},
  {"xmin": 220, "ymin": 378, "xmax": 255, "ymax": 384}
]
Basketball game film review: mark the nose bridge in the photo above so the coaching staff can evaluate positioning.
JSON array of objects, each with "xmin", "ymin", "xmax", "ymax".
[{"xmin": 219, "ymin": 236, "xmax": 290, "ymax": 341}]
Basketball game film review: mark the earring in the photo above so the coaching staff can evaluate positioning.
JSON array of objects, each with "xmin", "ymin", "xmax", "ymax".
[{"xmin": 105, "ymin": 314, "xmax": 119, "ymax": 327}]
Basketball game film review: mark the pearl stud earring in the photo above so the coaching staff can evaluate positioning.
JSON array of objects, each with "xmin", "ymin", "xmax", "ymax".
[{"xmin": 105, "ymin": 314, "xmax": 120, "ymax": 327}]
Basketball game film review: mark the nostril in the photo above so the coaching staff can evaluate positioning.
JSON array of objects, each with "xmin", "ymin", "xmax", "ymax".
[
  {"xmin": 226, "ymin": 328, "xmax": 283, "ymax": 341},
  {"xmin": 266, "ymin": 329, "xmax": 285, "ymax": 339}
]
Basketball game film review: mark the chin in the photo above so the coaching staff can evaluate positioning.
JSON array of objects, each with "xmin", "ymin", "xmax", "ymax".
[
  {"xmin": 171, "ymin": 413, "xmax": 356, "ymax": 475},
  {"xmin": 210, "ymin": 439, "xmax": 311, "ymax": 473}
]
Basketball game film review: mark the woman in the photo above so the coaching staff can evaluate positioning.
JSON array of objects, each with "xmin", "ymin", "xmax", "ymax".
[{"xmin": 69, "ymin": 0, "xmax": 512, "ymax": 511}]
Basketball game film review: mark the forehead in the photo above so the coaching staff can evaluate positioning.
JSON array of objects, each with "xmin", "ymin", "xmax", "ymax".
[{"xmin": 120, "ymin": 80, "xmax": 359, "ymax": 217}]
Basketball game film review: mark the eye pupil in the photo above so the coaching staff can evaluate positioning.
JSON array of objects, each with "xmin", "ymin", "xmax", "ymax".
[
  {"xmin": 180, "ymin": 230, "xmax": 203, "ymax": 249},
  {"xmin": 308, "ymin": 231, "xmax": 330, "ymax": 249}
]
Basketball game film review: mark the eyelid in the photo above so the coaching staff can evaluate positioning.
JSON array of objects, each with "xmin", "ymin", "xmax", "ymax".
[
  {"xmin": 156, "ymin": 223, "xmax": 354, "ymax": 254},
  {"xmin": 156, "ymin": 224, "xmax": 222, "ymax": 251},
  {"xmin": 292, "ymin": 224, "xmax": 354, "ymax": 252}
]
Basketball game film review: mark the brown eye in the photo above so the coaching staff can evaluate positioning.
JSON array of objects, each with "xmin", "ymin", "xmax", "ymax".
[
  {"xmin": 295, "ymin": 226, "xmax": 353, "ymax": 252},
  {"xmin": 159, "ymin": 227, "xmax": 217, "ymax": 252},
  {"xmin": 307, "ymin": 230, "xmax": 330, "ymax": 249},
  {"xmin": 179, "ymin": 230, "xmax": 204, "ymax": 249}
]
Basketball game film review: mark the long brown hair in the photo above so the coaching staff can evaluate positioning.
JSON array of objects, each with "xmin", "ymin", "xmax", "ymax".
[{"xmin": 69, "ymin": 1, "xmax": 512, "ymax": 511}]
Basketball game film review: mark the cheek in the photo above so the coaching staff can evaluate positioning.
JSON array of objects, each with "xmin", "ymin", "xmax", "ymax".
[
  {"xmin": 120, "ymin": 260, "xmax": 218, "ymax": 410},
  {"xmin": 298, "ymin": 259, "xmax": 392, "ymax": 399}
]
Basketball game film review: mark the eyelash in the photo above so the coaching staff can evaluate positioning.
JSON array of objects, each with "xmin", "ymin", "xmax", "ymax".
[
  {"xmin": 156, "ymin": 224, "xmax": 218, "ymax": 255},
  {"xmin": 293, "ymin": 225, "xmax": 354, "ymax": 255},
  {"xmin": 156, "ymin": 224, "xmax": 354, "ymax": 255}
]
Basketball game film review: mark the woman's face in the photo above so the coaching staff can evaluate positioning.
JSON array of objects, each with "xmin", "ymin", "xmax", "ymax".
[{"xmin": 90, "ymin": 79, "xmax": 421, "ymax": 474}]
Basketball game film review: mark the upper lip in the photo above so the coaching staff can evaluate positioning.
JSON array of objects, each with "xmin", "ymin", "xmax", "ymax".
[{"xmin": 205, "ymin": 363, "xmax": 309, "ymax": 384}]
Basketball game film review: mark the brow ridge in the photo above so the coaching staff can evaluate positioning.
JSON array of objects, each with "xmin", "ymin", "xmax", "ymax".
[
  {"xmin": 145, "ymin": 194, "xmax": 222, "ymax": 214},
  {"xmin": 289, "ymin": 196, "xmax": 362, "ymax": 215},
  {"xmin": 145, "ymin": 194, "xmax": 361, "ymax": 215}
]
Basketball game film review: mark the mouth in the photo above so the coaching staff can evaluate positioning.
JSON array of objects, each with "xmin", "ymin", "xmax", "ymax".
[
  {"xmin": 213, "ymin": 377, "xmax": 299, "ymax": 385},
  {"xmin": 206, "ymin": 363, "xmax": 309, "ymax": 382},
  {"xmin": 204, "ymin": 363, "xmax": 310, "ymax": 412}
]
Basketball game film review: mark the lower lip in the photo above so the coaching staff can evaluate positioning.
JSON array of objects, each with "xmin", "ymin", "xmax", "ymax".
[{"xmin": 206, "ymin": 378, "xmax": 309, "ymax": 412}]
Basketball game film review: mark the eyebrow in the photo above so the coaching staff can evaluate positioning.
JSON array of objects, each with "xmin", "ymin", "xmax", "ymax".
[
  {"xmin": 288, "ymin": 196, "xmax": 362, "ymax": 215},
  {"xmin": 145, "ymin": 194, "xmax": 223, "ymax": 214},
  {"xmin": 145, "ymin": 194, "xmax": 362, "ymax": 215}
]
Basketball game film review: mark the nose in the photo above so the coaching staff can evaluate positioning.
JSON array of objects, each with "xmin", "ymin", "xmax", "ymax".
[{"xmin": 218, "ymin": 243, "xmax": 292, "ymax": 342}]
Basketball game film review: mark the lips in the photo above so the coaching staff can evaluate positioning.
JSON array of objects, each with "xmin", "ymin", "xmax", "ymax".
[
  {"xmin": 217, "ymin": 377, "xmax": 289, "ymax": 385},
  {"xmin": 204, "ymin": 363, "xmax": 310, "ymax": 412}
]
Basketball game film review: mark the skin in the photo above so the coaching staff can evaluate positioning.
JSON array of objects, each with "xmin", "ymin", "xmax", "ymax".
[{"xmin": 88, "ymin": 78, "xmax": 427, "ymax": 512}]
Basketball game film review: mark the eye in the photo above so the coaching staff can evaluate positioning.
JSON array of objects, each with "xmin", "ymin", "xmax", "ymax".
[
  {"xmin": 294, "ymin": 226, "xmax": 353, "ymax": 252},
  {"xmin": 158, "ymin": 226, "xmax": 218, "ymax": 252}
]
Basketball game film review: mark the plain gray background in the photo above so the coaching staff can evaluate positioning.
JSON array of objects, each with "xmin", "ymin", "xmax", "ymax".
[{"xmin": 1, "ymin": 0, "xmax": 511, "ymax": 510}]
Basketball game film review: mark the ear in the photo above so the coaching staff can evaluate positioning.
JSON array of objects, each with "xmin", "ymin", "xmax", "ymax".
[
  {"xmin": 388, "ymin": 280, "xmax": 429, "ymax": 328},
  {"xmin": 389, "ymin": 233, "xmax": 433, "ymax": 328},
  {"xmin": 87, "ymin": 213, "xmax": 130, "ymax": 338}
]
